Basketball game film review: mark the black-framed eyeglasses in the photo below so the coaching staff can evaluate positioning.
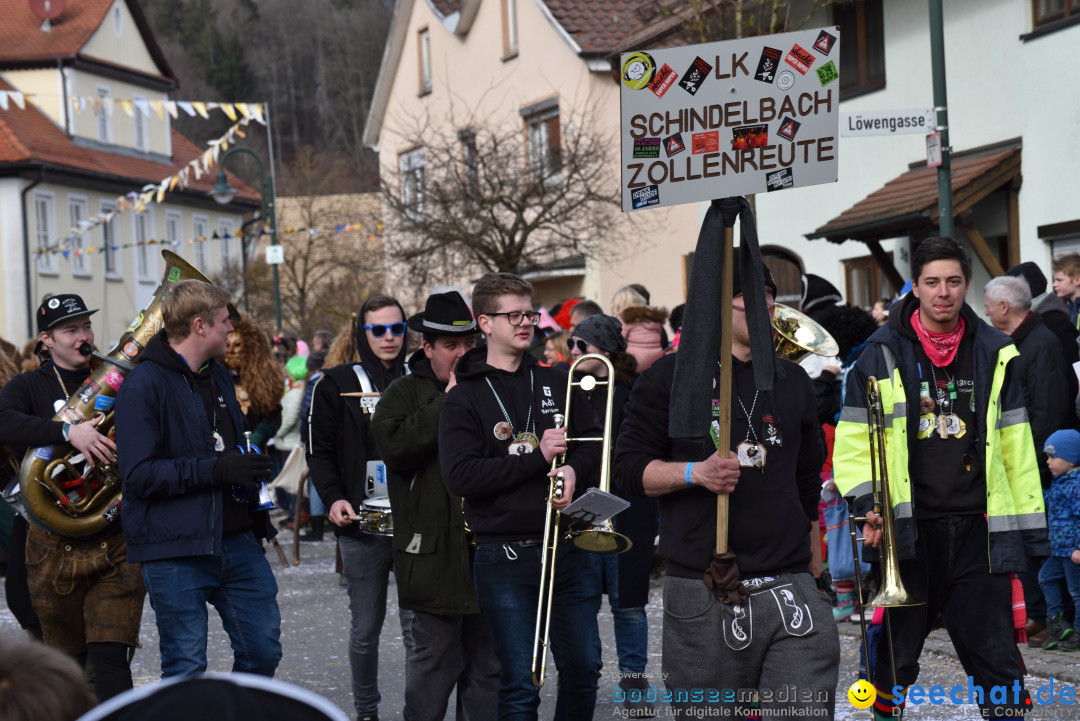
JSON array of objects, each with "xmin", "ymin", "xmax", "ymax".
[
  {"xmin": 486, "ymin": 311, "xmax": 540, "ymax": 327},
  {"xmin": 363, "ymin": 322, "xmax": 406, "ymax": 337},
  {"xmin": 571, "ymin": 338, "xmax": 589, "ymax": 353}
]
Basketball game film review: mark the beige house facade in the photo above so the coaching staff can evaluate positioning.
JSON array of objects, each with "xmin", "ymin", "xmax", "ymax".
[
  {"xmin": 0, "ymin": 0, "xmax": 259, "ymax": 347},
  {"xmin": 364, "ymin": 0, "xmax": 705, "ymax": 315}
]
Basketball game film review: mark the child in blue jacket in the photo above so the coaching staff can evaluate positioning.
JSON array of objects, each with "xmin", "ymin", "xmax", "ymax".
[{"xmin": 1039, "ymin": 429, "xmax": 1080, "ymax": 650}]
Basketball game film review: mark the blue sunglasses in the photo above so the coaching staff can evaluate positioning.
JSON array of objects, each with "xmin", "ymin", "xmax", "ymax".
[{"xmin": 363, "ymin": 323, "xmax": 406, "ymax": 338}]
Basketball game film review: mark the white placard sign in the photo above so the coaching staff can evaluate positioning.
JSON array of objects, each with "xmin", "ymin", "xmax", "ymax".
[
  {"xmin": 619, "ymin": 27, "xmax": 841, "ymax": 212},
  {"xmin": 841, "ymin": 108, "xmax": 935, "ymax": 137},
  {"xmin": 265, "ymin": 245, "xmax": 285, "ymax": 265}
]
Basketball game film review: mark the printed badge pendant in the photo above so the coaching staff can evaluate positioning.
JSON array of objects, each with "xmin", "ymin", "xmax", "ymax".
[
  {"xmin": 736, "ymin": 441, "xmax": 767, "ymax": 469},
  {"xmin": 493, "ymin": 422, "xmax": 513, "ymax": 441},
  {"xmin": 508, "ymin": 431, "xmax": 540, "ymax": 456},
  {"xmin": 213, "ymin": 431, "xmax": 226, "ymax": 453}
]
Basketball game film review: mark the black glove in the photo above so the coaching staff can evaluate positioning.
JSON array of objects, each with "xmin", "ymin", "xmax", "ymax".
[{"xmin": 213, "ymin": 451, "xmax": 272, "ymax": 490}]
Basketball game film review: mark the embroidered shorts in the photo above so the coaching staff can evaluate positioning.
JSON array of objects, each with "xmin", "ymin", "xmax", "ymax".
[{"xmin": 25, "ymin": 525, "xmax": 145, "ymax": 654}]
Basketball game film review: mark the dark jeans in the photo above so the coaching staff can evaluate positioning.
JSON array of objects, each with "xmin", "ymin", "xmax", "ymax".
[
  {"xmin": 339, "ymin": 533, "xmax": 415, "ymax": 716},
  {"xmin": 589, "ymin": 552, "xmax": 648, "ymax": 674},
  {"xmin": 141, "ymin": 531, "xmax": 282, "ymax": 678},
  {"xmin": 473, "ymin": 542, "xmax": 602, "ymax": 721},
  {"xmin": 1039, "ymin": 555, "xmax": 1080, "ymax": 627},
  {"xmin": 404, "ymin": 610, "xmax": 501, "ymax": 721},
  {"xmin": 883, "ymin": 514, "xmax": 1029, "ymax": 717}
]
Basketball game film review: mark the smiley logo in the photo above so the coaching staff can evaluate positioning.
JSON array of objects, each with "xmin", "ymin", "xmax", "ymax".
[{"xmin": 847, "ymin": 679, "xmax": 876, "ymax": 710}]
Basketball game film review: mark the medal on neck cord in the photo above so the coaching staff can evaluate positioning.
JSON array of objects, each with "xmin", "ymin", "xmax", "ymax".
[
  {"xmin": 486, "ymin": 370, "xmax": 539, "ymax": 455},
  {"xmin": 735, "ymin": 389, "xmax": 766, "ymax": 469}
]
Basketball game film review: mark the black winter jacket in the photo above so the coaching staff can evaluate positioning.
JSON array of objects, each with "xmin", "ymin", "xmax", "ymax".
[
  {"xmin": 614, "ymin": 353, "xmax": 824, "ymax": 579},
  {"xmin": 439, "ymin": 346, "xmax": 601, "ymax": 542},
  {"xmin": 116, "ymin": 332, "xmax": 274, "ymax": 563},
  {"xmin": 1011, "ymin": 312, "xmax": 1075, "ymax": 488}
]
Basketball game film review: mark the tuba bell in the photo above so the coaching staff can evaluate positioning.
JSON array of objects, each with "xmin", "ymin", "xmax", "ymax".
[
  {"xmin": 772, "ymin": 303, "xmax": 839, "ymax": 362},
  {"xmin": 17, "ymin": 250, "xmax": 213, "ymax": 537}
]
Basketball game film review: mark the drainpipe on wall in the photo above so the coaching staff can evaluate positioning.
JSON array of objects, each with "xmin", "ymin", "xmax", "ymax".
[{"xmin": 21, "ymin": 167, "xmax": 45, "ymax": 338}]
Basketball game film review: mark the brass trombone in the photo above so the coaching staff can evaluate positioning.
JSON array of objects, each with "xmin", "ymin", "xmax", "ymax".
[
  {"xmin": 531, "ymin": 354, "xmax": 632, "ymax": 689},
  {"xmin": 844, "ymin": 376, "xmax": 922, "ymax": 687}
]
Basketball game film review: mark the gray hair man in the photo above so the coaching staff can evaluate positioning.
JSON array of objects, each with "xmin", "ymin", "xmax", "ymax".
[{"xmin": 985, "ymin": 273, "xmax": 1075, "ymax": 647}]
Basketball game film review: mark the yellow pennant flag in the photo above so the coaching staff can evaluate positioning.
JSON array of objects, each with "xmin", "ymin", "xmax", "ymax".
[
  {"xmin": 151, "ymin": 100, "xmax": 165, "ymax": 119},
  {"xmin": 169, "ymin": 175, "xmax": 180, "ymax": 192},
  {"xmin": 192, "ymin": 102, "xmax": 210, "ymax": 119},
  {"xmin": 236, "ymin": 103, "xmax": 250, "ymax": 118},
  {"xmin": 220, "ymin": 104, "xmax": 238, "ymax": 121},
  {"xmin": 119, "ymin": 99, "xmax": 134, "ymax": 117}
]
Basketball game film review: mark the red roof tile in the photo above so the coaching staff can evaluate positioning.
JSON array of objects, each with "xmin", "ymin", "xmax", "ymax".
[
  {"xmin": 0, "ymin": 77, "xmax": 258, "ymax": 203},
  {"xmin": 0, "ymin": 0, "xmax": 175, "ymax": 83},
  {"xmin": 809, "ymin": 142, "xmax": 1022, "ymax": 243},
  {"xmin": 543, "ymin": 0, "xmax": 654, "ymax": 54}
]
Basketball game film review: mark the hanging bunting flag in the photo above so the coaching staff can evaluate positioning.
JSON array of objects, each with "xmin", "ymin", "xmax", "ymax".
[
  {"xmin": 150, "ymin": 100, "xmax": 164, "ymax": 119},
  {"xmin": 133, "ymin": 98, "xmax": 151, "ymax": 117},
  {"xmin": 119, "ymin": 99, "xmax": 134, "ymax": 117},
  {"xmin": 177, "ymin": 101, "xmax": 196, "ymax": 117},
  {"xmin": 10, "ymin": 92, "xmax": 26, "ymax": 110},
  {"xmin": 192, "ymin": 102, "xmax": 209, "ymax": 119},
  {"xmin": 220, "ymin": 103, "xmax": 237, "ymax": 121},
  {"xmin": 0, "ymin": 93, "xmax": 8, "ymax": 111},
  {"xmin": 102, "ymin": 98, "xmax": 114, "ymax": 117},
  {"xmin": 165, "ymin": 101, "xmax": 179, "ymax": 119},
  {"xmin": 236, "ymin": 102, "xmax": 250, "ymax": 119}
]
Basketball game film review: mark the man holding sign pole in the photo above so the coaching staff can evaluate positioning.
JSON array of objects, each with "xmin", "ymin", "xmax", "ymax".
[{"xmin": 614, "ymin": 203, "xmax": 838, "ymax": 718}]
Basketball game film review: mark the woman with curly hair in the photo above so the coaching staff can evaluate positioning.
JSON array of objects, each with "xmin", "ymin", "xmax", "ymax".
[{"xmin": 222, "ymin": 319, "xmax": 283, "ymax": 449}]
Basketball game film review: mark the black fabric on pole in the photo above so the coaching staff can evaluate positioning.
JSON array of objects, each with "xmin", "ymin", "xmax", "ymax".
[{"xmin": 669, "ymin": 197, "xmax": 783, "ymax": 440}]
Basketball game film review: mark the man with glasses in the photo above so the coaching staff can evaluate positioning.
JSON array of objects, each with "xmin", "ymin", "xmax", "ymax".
[
  {"xmin": 440, "ymin": 272, "xmax": 603, "ymax": 720},
  {"xmin": 307, "ymin": 293, "xmax": 414, "ymax": 721}
]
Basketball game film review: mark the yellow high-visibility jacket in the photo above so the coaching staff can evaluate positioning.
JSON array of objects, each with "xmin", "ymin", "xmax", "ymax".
[{"xmin": 833, "ymin": 300, "xmax": 1048, "ymax": 573}]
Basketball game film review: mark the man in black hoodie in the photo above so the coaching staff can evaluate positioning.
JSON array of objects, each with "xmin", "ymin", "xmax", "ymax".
[
  {"xmin": 306, "ymin": 293, "xmax": 413, "ymax": 721},
  {"xmin": 614, "ymin": 261, "xmax": 837, "ymax": 719},
  {"xmin": 115, "ymin": 280, "xmax": 280, "ymax": 679},
  {"xmin": 439, "ymin": 272, "xmax": 603, "ymax": 720},
  {"xmin": 0, "ymin": 294, "xmax": 143, "ymax": 700}
]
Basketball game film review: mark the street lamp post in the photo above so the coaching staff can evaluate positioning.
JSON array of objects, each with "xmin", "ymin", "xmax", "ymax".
[{"xmin": 211, "ymin": 147, "xmax": 282, "ymax": 332}]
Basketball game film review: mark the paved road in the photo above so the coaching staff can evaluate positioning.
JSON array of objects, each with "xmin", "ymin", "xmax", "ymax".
[{"xmin": 4, "ymin": 530, "xmax": 1080, "ymax": 719}]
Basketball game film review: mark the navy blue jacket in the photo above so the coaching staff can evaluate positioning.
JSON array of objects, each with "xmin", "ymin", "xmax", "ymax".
[{"xmin": 116, "ymin": 332, "xmax": 274, "ymax": 563}]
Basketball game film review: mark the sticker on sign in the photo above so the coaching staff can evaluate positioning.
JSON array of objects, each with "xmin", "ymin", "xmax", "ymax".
[{"xmin": 620, "ymin": 27, "xmax": 840, "ymax": 212}]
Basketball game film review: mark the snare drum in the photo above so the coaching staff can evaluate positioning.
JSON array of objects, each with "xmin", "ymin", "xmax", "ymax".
[{"xmin": 357, "ymin": 496, "xmax": 393, "ymax": 536}]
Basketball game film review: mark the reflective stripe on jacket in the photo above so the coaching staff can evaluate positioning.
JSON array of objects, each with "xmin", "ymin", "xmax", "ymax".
[{"xmin": 833, "ymin": 308, "xmax": 1048, "ymax": 573}]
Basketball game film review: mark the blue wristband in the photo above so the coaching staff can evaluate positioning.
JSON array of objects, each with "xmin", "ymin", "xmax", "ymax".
[{"xmin": 685, "ymin": 462, "xmax": 695, "ymax": 486}]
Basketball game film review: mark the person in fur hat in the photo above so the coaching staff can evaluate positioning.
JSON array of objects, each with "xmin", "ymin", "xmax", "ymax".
[
  {"xmin": 223, "ymin": 319, "xmax": 283, "ymax": 448},
  {"xmin": 619, "ymin": 305, "xmax": 669, "ymax": 374}
]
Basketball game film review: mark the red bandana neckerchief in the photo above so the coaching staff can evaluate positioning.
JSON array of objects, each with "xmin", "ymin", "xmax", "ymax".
[{"xmin": 911, "ymin": 308, "xmax": 965, "ymax": 367}]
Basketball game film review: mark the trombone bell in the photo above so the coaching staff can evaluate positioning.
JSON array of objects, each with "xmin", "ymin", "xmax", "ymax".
[{"xmin": 572, "ymin": 524, "xmax": 632, "ymax": 554}]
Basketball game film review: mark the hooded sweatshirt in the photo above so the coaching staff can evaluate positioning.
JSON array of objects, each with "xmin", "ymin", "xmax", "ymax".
[
  {"xmin": 439, "ymin": 345, "xmax": 601, "ymax": 542},
  {"xmin": 613, "ymin": 352, "xmax": 824, "ymax": 579},
  {"xmin": 305, "ymin": 296, "xmax": 408, "ymax": 538}
]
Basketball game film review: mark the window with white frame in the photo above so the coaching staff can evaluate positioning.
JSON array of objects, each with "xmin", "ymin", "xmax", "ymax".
[
  {"xmin": 502, "ymin": 0, "xmax": 518, "ymax": 58},
  {"xmin": 35, "ymin": 192, "xmax": 57, "ymax": 275},
  {"xmin": 96, "ymin": 86, "xmax": 112, "ymax": 144},
  {"xmin": 165, "ymin": 211, "xmax": 182, "ymax": 255},
  {"xmin": 102, "ymin": 201, "xmax": 121, "ymax": 279},
  {"xmin": 69, "ymin": 196, "xmax": 90, "ymax": 277},
  {"xmin": 133, "ymin": 95, "xmax": 149, "ymax": 152},
  {"xmin": 219, "ymin": 219, "xmax": 235, "ymax": 267},
  {"xmin": 193, "ymin": 215, "xmax": 209, "ymax": 272},
  {"xmin": 418, "ymin": 28, "xmax": 432, "ymax": 94},
  {"xmin": 134, "ymin": 210, "xmax": 155, "ymax": 283},
  {"xmin": 400, "ymin": 147, "xmax": 425, "ymax": 221},
  {"xmin": 522, "ymin": 101, "xmax": 561, "ymax": 184}
]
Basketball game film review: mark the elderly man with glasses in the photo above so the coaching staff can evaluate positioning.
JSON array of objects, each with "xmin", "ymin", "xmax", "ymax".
[{"xmin": 307, "ymin": 293, "xmax": 415, "ymax": 721}]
